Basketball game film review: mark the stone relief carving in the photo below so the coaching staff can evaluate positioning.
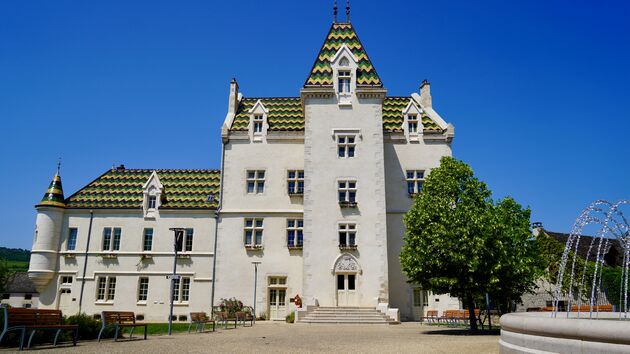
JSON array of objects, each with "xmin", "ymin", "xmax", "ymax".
[{"xmin": 335, "ymin": 254, "xmax": 359, "ymax": 273}]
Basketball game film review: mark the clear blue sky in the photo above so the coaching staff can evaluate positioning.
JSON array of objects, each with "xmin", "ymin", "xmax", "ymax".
[{"xmin": 1, "ymin": 0, "xmax": 629, "ymax": 249}]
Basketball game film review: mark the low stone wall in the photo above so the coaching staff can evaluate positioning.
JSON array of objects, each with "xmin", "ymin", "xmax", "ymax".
[{"xmin": 500, "ymin": 312, "xmax": 630, "ymax": 353}]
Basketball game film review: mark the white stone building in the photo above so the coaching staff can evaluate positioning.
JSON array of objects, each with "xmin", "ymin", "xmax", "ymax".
[{"xmin": 28, "ymin": 15, "xmax": 460, "ymax": 322}]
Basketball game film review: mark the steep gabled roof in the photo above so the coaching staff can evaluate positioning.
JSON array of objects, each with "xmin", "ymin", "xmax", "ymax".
[
  {"xmin": 304, "ymin": 23, "xmax": 382, "ymax": 87},
  {"xmin": 382, "ymin": 97, "xmax": 443, "ymax": 132},
  {"xmin": 4, "ymin": 272, "xmax": 38, "ymax": 294},
  {"xmin": 230, "ymin": 97, "xmax": 303, "ymax": 132},
  {"xmin": 38, "ymin": 173, "xmax": 65, "ymax": 208},
  {"xmin": 65, "ymin": 168, "xmax": 220, "ymax": 210}
]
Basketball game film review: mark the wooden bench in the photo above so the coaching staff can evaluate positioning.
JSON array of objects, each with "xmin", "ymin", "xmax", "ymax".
[
  {"xmin": 188, "ymin": 312, "xmax": 215, "ymax": 333},
  {"xmin": 0, "ymin": 306, "xmax": 78, "ymax": 350},
  {"xmin": 213, "ymin": 311, "xmax": 237, "ymax": 329},
  {"xmin": 571, "ymin": 304, "xmax": 613, "ymax": 312},
  {"xmin": 236, "ymin": 306, "xmax": 254, "ymax": 327},
  {"xmin": 98, "ymin": 311, "xmax": 147, "ymax": 342}
]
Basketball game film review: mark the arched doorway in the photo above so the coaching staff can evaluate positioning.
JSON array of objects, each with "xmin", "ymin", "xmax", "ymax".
[{"xmin": 332, "ymin": 254, "xmax": 361, "ymax": 307}]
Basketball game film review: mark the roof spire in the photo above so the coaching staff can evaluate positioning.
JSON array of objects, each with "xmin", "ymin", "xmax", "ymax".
[
  {"xmin": 333, "ymin": 0, "xmax": 338, "ymax": 23},
  {"xmin": 38, "ymin": 164, "xmax": 66, "ymax": 208},
  {"xmin": 345, "ymin": 0, "xmax": 350, "ymax": 22}
]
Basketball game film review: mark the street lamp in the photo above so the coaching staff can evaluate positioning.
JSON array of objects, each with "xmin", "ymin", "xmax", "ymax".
[
  {"xmin": 168, "ymin": 228, "xmax": 185, "ymax": 336},
  {"xmin": 251, "ymin": 261, "xmax": 261, "ymax": 324}
]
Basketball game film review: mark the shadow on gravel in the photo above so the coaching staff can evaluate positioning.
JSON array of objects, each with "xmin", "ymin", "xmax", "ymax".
[{"xmin": 423, "ymin": 329, "xmax": 500, "ymax": 336}]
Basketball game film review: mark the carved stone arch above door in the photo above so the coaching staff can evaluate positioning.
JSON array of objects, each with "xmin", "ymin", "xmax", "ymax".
[{"xmin": 331, "ymin": 253, "xmax": 362, "ymax": 274}]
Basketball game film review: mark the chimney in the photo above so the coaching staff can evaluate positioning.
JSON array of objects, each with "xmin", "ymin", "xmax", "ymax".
[
  {"xmin": 227, "ymin": 78, "xmax": 239, "ymax": 117},
  {"xmin": 420, "ymin": 79, "xmax": 432, "ymax": 108}
]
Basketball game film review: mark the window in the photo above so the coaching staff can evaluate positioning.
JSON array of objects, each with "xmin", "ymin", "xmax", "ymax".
[
  {"xmin": 67, "ymin": 228, "xmax": 78, "ymax": 251},
  {"xmin": 253, "ymin": 115, "xmax": 264, "ymax": 133},
  {"xmin": 338, "ymin": 223, "xmax": 357, "ymax": 249},
  {"xmin": 408, "ymin": 114, "xmax": 419, "ymax": 134},
  {"xmin": 287, "ymin": 219, "xmax": 304, "ymax": 248},
  {"xmin": 269, "ymin": 276, "xmax": 287, "ymax": 285},
  {"xmin": 246, "ymin": 170, "xmax": 265, "ymax": 194},
  {"xmin": 143, "ymin": 228, "xmax": 153, "ymax": 251},
  {"xmin": 148, "ymin": 195, "xmax": 157, "ymax": 209},
  {"xmin": 172, "ymin": 277, "xmax": 191, "ymax": 303},
  {"xmin": 96, "ymin": 276, "xmax": 116, "ymax": 301},
  {"xmin": 338, "ymin": 180, "xmax": 357, "ymax": 206},
  {"xmin": 24, "ymin": 294, "xmax": 33, "ymax": 300},
  {"xmin": 138, "ymin": 277, "xmax": 149, "ymax": 302},
  {"xmin": 406, "ymin": 170, "xmax": 425, "ymax": 195},
  {"xmin": 102, "ymin": 228, "xmax": 121, "ymax": 251},
  {"xmin": 287, "ymin": 170, "xmax": 304, "ymax": 195},
  {"xmin": 338, "ymin": 70, "xmax": 351, "ymax": 93},
  {"xmin": 244, "ymin": 218, "xmax": 264, "ymax": 247},
  {"xmin": 61, "ymin": 276, "xmax": 73, "ymax": 284},
  {"xmin": 337, "ymin": 136, "xmax": 356, "ymax": 158},
  {"xmin": 175, "ymin": 228, "xmax": 194, "ymax": 252}
]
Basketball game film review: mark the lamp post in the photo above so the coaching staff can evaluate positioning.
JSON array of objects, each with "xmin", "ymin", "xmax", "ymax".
[
  {"xmin": 251, "ymin": 261, "xmax": 261, "ymax": 324},
  {"xmin": 168, "ymin": 228, "xmax": 185, "ymax": 336}
]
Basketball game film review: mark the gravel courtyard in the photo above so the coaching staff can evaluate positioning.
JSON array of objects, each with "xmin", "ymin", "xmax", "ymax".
[{"xmin": 3, "ymin": 322, "xmax": 499, "ymax": 353}]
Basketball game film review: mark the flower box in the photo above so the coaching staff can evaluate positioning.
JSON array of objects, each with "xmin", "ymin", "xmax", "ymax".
[
  {"xmin": 339, "ymin": 244, "xmax": 358, "ymax": 251},
  {"xmin": 245, "ymin": 245, "xmax": 264, "ymax": 251},
  {"xmin": 177, "ymin": 253, "xmax": 191, "ymax": 259},
  {"xmin": 287, "ymin": 244, "xmax": 303, "ymax": 250},
  {"xmin": 99, "ymin": 253, "xmax": 118, "ymax": 259},
  {"xmin": 63, "ymin": 253, "xmax": 76, "ymax": 258},
  {"xmin": 339, "ymin": 201, "xmax": 358, "ymax": 208}
]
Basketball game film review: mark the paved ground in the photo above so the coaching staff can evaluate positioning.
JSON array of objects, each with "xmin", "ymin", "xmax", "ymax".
[{"xmin": 4, "ymin": 322, "xmax": 499, "ymax": 353}]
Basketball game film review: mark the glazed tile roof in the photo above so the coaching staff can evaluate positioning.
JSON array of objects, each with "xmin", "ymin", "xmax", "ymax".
[
  {"xmin": 230, "ymin": 96, "xmax": 442, "ymax": 133},
  {"xmin": 231, "ymin": 97, "xmax": 304, "ymax": 131},
  {"xmin": 38, "ymin": 173, "xmax": 66, "ymax": 208},
  {"xmin": 65, "ymin": 168, "xmax": 220, "ymax": 210},
  {"xmin": 382, "ymin": 97, "xmax": 442, "ymax": 132},
  {"xmin": 304, "ymin": 23, "xmax": 382, "ymax": 87}
]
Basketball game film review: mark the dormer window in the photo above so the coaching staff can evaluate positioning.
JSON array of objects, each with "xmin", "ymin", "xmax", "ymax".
[
  {"xmin": 408, "ymin": 114, "xmax": 418, "ymax": 134},
  {"xmin": 143, "ymin": 171, "xmax": 163, "ymax": 219},
  {"xmin": 338, "ymin": 71, "xmax": 351, "ymax": 93},
  {"xmin": 253, "ymin": 115, "xmax": 264, "ymax": 134},
  {"xmin": 148, "ymin": 195, "xmax": 157, "ymax": 209}
]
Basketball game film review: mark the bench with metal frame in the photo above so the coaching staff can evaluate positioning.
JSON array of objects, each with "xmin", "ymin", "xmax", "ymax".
[
  {"xmin": 236, "ymin": 306, "xmax": 254, "ymax": 327},
  {"xmin": 98, "ymin": 311, "xmax": 147, "ymax": 342},
  {"xmin": 213, "ymin": 310, "xmax": 237, "ymax": 329},
  {"xmin": 0, "ymin": 306, "xmax": 78, "ymax": 350},
  {"xmin": 188, "ymin": 312, "xmax": 215, "ymax": 333}
]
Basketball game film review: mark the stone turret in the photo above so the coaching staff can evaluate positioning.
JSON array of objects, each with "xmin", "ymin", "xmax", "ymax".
[{"xmin": 28, "ymin": 170, "xmax": 66, "ymax": 291}]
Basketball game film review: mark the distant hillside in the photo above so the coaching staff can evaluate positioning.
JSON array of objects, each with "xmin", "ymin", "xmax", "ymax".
[{"xmin": 0, "ymin": 247, "xmax": 30, "ymax": 262}]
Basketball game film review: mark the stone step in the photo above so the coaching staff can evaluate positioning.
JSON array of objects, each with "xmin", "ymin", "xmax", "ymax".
[
  {"xmin": 299, "ymin": 319, "xmax": 396, "ymax": 324},
  {"xmin": 297, "ymin": 306, "xmax": 398, "ymax": 324}
]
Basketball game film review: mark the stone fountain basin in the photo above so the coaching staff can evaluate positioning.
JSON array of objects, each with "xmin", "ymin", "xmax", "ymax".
[{"xmin": 500, "ymin": 312, "xmax": 630, "ymax": 353}]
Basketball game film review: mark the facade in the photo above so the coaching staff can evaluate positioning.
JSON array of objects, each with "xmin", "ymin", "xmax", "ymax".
[
  {"xmin": 28, "ymin": 15, "xmax": 460, "ymax": 322},
  {"xmin": 1, "ymin": 272, "xmax": 39, "ymax": 309}
]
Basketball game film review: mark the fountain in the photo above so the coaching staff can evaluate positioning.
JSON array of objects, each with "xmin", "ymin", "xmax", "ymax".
[{"xmin": 500, "ymin": 200, "xmax": 630, "ymax": 353}]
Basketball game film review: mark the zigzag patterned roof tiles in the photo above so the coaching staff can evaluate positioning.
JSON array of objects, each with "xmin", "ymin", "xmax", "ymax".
[
  {"xmin": 231, "ymin": 97, "xmax": 304, "ymax": 131},
  {"xmin": 65, "ymin": 169, "xmax": 220, "ymax": 209},
  {"xmin": 383, "ymin": 97, "xmax": 442, "ymax": 132},
  {"xmin": 305, "ymin": 23, "xmax": 382, "ymax": 87}
]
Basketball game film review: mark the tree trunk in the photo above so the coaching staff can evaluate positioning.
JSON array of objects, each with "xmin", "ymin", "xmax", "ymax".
[{"xmin": 467, "ymin": 293, "xmax": 478, "ymax": 332}]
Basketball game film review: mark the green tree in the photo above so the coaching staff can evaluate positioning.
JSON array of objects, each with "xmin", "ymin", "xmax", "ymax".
[
  {"xmin": 0, "ymin": 258, "xmax": 12, "ymax": 294},
  {"xmin": 400, "ymin": 157, "xmax": 540, "ymax": 330}
]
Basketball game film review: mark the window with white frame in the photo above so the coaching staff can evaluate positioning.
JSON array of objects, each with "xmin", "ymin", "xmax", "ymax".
[
  {"xmin": 175, "ymin": 228, "xmax": 193, "ymax": 252},
  {"xmin": 406, "ymin": 170, "xmax": 425, "ymax": 195},
  {"xmin": 246, "ymin": 170, "xmax": 265, "ymax": 194},
  {"xmin": 102, "ymin": 228, "xmax": 121, "ymax": 251},
  {"xmin": 96, "ymin": 276, "xmax": 116, "ymax": 301},
  {"xmin": 407, "ymin": 114, "xmax": 419, "ymax": 134},
  {"xmin": 67, "ymin": 228, "xmax": 78, "ymax": 251},
  {"xmin": 338, "ymin": 70, "xmax": 351, "ymax": 93},
  {"xmin": 338, "ymin": 223, "xmax": 357, "ymax": 248},
  {"xmin": 287, "ymin": 219, "xmax": 304, "ymax": 248},
  {"xmin": 60, "ymin": 276, "xmax": 73, "ymax": 284},
  {"xmin": 172, "ymin": 277, "xmax": 190, "ymax": 302},
  {"xmin": 148, "ymin": 195, "xmax": 157, "ymax": 209},
  {"xmin": 338, "ymin": 180, "xmax": 357, "ymax": 204},
  {"xmin": 143, "ymin": 228, "xmax": 153, "ymax": 251},
  {"xmin": 253, "ymin": 114, "xmax": 264, "ymax": 133},
  {"xmin": 244, "ymin": 218, "xmax": 264, "ymax": 247},
  {"xmin": 337, "ymin": 135, "xmax": 356, "ymax": 158},
  {"xmin": 137, "ymin": 277, "xmax": 149, "ymax": 302},
  {"xmin": 287, "ymin": 170, "xmax": 304, "ymax": 195}
]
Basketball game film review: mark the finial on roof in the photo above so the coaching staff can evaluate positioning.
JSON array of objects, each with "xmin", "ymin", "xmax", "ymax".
[
  {"xmin": 38, "ymin": 165, "xmax": 66, "ymax": 208},
  {"xmin": 56, "ymin": 157, "xmax": 61, "ymax": 175},
  {"xmin": 333, "ymin": 0, "xmax": 338, "ymax": 23},
  {"xmin": 346, "ymin": 0, "xmax": 350, "ymax": 22}
]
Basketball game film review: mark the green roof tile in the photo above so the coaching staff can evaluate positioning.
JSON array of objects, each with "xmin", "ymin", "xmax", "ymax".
[{"xmin": 65, "ymin": 169, "xmax": 220, "ymax": 210}]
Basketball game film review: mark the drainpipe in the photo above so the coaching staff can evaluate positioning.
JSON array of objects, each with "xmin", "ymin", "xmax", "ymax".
[
  {"xmin": 210, "ymin": 139, "xmax": 226, "ymax": 317},
  {"xmin": 78, "ymin": 209, "xmax": 94, "ymax": 314}
]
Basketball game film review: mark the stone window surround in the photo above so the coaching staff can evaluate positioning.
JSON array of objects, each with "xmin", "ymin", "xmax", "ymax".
[
  {"xmin": 96, "ymin": 276, "xmax": 116, "ymax": 303},
  {"xmin": 246, "ymin": 170, "xmax": 266, "ymax": 194},
  {"xmin": 287, "ymin": 170, "xmax": 304, "ymax": 195},
  {"xmin": 244, "ymin": 218, "xmax": 264, "ymax": 248},
  {"xmin": 338, "ymin": 222, "xmax": 357, "ymax": 248},
  {"xmin": 172, "ymin": 277, "xmax": 191, "ymax": 303},
  {"xmin": 137, "ymin": 277, "xmax": 149, "ymax": 303},
  {"xmin": 286, "ymin": 218, "xmax": 304, "ymax": 248},
  {"xmin": 405, "ymin": 170, "xmax": 425, "ymax": 196},
  {"xmin": 67, "ymin": 227, "xmax": 78, "ymax": 251},
  {"xmin": 102, "ymin": 227, "xmax": 122, "ymax": 252}
]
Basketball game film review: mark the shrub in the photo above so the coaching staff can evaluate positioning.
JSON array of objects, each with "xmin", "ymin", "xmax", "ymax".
[
  {"xmin": 65, "ymin": 313, "xmax": 107, "ymax": 340},
  {"xmin": 285, "ymin": 311, "xmax": 295, "ymax": 323},
  {"xmin": 218, "ymin": 297, "xmax": 244, "ymax": 315}
]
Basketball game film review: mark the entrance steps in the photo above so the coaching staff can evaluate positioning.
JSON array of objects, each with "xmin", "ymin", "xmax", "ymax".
[{"xmin": 298, "ymin": 307, "xmax": 398, "ymax": 324}]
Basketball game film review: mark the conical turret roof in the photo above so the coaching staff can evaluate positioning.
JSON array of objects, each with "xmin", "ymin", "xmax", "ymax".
[{"xmin": 38, "ymin": 172, "xmax": 66, "ymax": 208}]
